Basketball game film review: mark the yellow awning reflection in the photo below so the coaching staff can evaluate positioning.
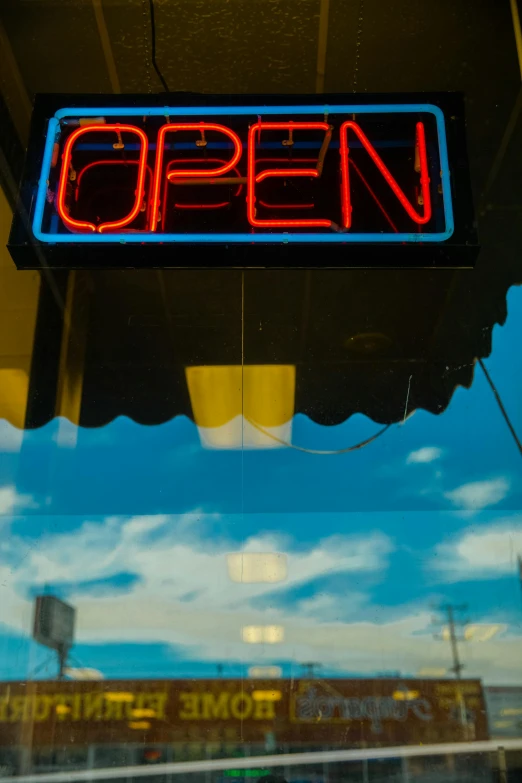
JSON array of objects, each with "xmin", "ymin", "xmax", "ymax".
[
  {"xmin": 0, "ymin": 185, "xmax": 39, "ymax": 432},
  {"xmin": 186, "ymin": 365, "xmax": 296, "ymax": 449},
  {"xmin": 0, "ymin": 369, "xmax": 30, "ymax": 429}
]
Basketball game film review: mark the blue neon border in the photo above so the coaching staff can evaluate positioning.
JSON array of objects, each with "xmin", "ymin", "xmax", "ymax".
[{"xmin": 32, "ymin": 103, "xmax": 454, "ymax": 244}]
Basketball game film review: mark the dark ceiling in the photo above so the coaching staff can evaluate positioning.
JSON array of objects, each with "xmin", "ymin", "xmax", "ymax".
[
  {"xmin": 1, "ymin": 0, "xmax": 522, "ymax": 429},
  {"xmin": 0, "ymin": 0, "xmax": 519, "ymax": 178}
]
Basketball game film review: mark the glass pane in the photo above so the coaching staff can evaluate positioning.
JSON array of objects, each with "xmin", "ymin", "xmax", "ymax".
[{"xmin": 1, "ymin": 0, "xmax": 522, "ymax": 781}]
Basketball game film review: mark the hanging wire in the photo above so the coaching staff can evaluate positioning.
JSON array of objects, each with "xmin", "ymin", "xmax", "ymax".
[
  {"xmin": 246, "ymin": 417, "xmax": 392, "ymax": 455},
  {"xmin": 27, "ymin": 654, "xmax": 57, "ymax": 680},
  {"xmin": 141, "ymin": 0, "xmax": 154, "ymax": 93},
  {"xmin": 147, "ymin": 0, "xmax": 170, "ymax": 92},
  {"xmin": 352, "ymin": 0, "xmax": 365, "ymax": 92},
  {"xmin": 478, "ymin": 357, "xmax": 522, "ymax": 457},
  {"xmin": 244, "ymin": 358, "xmax": 522, "ymax": 457}
]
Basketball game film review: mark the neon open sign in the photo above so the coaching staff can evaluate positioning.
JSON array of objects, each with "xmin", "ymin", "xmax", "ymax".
[{"xmin": 32, "ymin": 102, "xmax": 454, "ymax": 246}]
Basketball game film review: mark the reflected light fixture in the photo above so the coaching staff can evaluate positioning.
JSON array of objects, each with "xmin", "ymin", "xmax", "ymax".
[
  {"xmin": 252, "ymin": 690, "xmax": 282, "ymax": 701},
  {"xmin": 185, "ymin": 365, "xmax": 296, "ymax": 449},
  {"xmin": 441, "ymin": 624, "xmax": 503, "ymax": 643},
  {"xmin": 130, "ymin": 708, "xmax": 157, "ymax": 719},
  {"xmin": 242, "ymin": 625, "xmax": 284, "ymax": 644},
  {"xmin": 63, "ymin": 667, "xmax": 104, "ymax": 681},
  {"xmin": 104, "ymin": 692, "xmax": 135, "ymax": 703},
  {"xmin": 392, "ymin": 689, "xmax": 421, "ymax": 701},
  {"xmin": 463, "ymin": 624, "xmax": 504, "ymax": 642},
  {"xmin": 128, "ymin": 721, "xmax": 151, "ymax": 730},
  {"xmin": 417, "ymin": 668, "xmax": 447, "ymax": 677},
  {"xmin": 248, "ymin": 666, "xmax": 283, "ymax": 679},
  {"xmin": 227, "ymin": 552, "xmax": 288, "ymax": 583}
]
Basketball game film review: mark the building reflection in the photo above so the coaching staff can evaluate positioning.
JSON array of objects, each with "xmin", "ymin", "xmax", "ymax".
[
  {"xmin": 1, "ymin": 101, "xmax": 522, "ymax": 783},
  {"xmin": 0, "ymin": 197, "xmax": 522, "ymax": 778},
  {"xmin": 0, "ymin": 676, "xmax": 496, "ymax": 777}
]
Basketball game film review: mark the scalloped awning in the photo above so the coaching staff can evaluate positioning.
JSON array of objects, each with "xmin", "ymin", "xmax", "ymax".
[{"xmin": 16, "ymin": 267, "xmax": 503, "ymax": 433}]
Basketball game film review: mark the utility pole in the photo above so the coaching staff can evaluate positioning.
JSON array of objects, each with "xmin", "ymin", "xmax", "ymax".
[
  {"xmin": 442, "ymin": 604, "xmax": 466, "ymax": 679},
  {"xmin": 434, "ymin": 603, "xmax": 469, "ymax": 734},
  {"xmin": 57, "ymin": 644, "xmax": 71, "ymax": 681},
  {"xmin": 301, "ymin": 662, "xmax": 321, "ymax": 678}
]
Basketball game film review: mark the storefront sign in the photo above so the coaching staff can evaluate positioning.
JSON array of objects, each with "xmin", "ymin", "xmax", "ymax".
[
  {"xmin": 292, "ymin": 685, "xmax": 432, "ymax": 732},
  {"xmin": 0, "ymin": 678, "xmax": 488, "ymax": 747},
  {"xmin": 30, "ymin": 102, "xmax": 453, "ymax": 246},
  {"xmin": 0, "ymin": 690, "xmax": 168, "ymax": 724},
  {"xmin": 8, "ymin": 93, "xmax": 477, "ymax": 267}
]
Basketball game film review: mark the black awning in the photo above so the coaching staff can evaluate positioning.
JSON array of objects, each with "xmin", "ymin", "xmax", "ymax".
[{"xmin": 24, "ymin": 261, "xmax": 517, "ymax": 430}]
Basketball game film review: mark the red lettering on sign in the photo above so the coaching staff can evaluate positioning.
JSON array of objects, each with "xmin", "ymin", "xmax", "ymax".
[
  {"xmin": 163, "ymin": 159, "xmax": 243, "ymax": 224},
  {"xmin": 53, "ymin": 118, "xmax": 439, "ymax": 236},
  {"xmin": 339, "ymin": 121, "xmax": 431, "ymax": 229},
  {"xmin": 75, "ymin": 160, "xmax": 154, "ymax": 228},
  {"xmin": 247, "ymin": 122, "xmax": 333, "ymax": 229},
  {"xmin": 150, "ymin": 123, "xmax": 242, "ymax": 231},
  {"xmin": 255, "ymin": 158, "xmax": 317, "ymax": 211},
  {"xmin": 56, "ymin": 124, "xmax": 148, "ymax": 233}
]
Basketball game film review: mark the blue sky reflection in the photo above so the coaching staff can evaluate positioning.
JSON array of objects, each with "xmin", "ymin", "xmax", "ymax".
[{"xmin": 0, "ymin": 288, "xmax": 521, "ymax": 684}]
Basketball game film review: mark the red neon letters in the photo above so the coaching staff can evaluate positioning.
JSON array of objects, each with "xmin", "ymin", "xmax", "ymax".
[
  {"xmin": 247, "ymin": 122, "xmax": 332, "ymax": 229},
  {"xmin": 56, "ymin": 124, "xmax": 148, "ymax": 233},
  {"xmin": 57, "ymin": 120, "xmax": 433, "ymax": 234},
  {"xmin": 150, "ymin": 123, "xmax": 242, "ymax": 231},
  {"xmin": 164, "ymin": 159, "xmax": 243, "ymax": 220},
  {"xmin": 339, "ymin": 121, "xmax": 431, "ymax": 229}
]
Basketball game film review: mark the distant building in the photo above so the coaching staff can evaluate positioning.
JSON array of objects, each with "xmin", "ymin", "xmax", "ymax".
[
  {"xmin": 485, "ymin": 686, "xmax": 522, "ymax": 739},
  {"xmin": 0, "ymin": 677, "xmax": 489, "ymax": 779}
]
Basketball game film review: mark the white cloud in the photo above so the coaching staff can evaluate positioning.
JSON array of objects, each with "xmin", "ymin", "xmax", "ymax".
[
  {"xmin": 0, "ymin": 486, "xmax": 35, "ymax": 515},
  {"xmin": 432, "ymin": 518, "xmax": 522, "ymax": 580},
  {"xmin": 0, "ymin": 421, "xmax": 23, "ymax": 452},
  {"xmin": 297, "ymin": 591, "xmax": 368, "ymax": 621},
  {"xmin": 444, "ymin": 478, "xmax": 509, "ymax": 511},
  {"xmin": 0, "ymin": 487, "xmax": 18, "ymax": 515},
  {"xmin": 406, "ymin": 447, "xmax": 442, "ymax": 464},
  {"xmin": 3, "ymin": 510, "xmax": 522, "ymax": 684},
  {"xmin": 0, "ymin": 512, "xmax": 393, "ymax": 640}
]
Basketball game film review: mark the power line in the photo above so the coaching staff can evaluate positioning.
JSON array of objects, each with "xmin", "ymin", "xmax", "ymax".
[
  {"xmin": 435, "ymin": 603, "xmax": 468, "ymax": 679},
  {"xmin": 148, "ymin": 0, "xmax": 170, "ymax": 92},
  {"xmin": 301, "ymin": 662, "xmax": 322, "ymax": 678},
  {"xmin": 27, "ymin": 653, "xmax": 56, "ymax": 680},
  {"xmin": 478, "ymin": 358, "xmax": 522, "ymax": 457}
]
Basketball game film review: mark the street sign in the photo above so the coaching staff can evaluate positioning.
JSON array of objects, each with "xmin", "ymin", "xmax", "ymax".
[{"xmin": 33, "ymin": 595, "xmax": 75, "ymax": 652}]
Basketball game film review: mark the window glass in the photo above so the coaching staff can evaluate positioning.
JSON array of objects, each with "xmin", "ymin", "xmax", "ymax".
[{"xmin": 1, "ymin": 1, "xmax": 522, "ymax": 781}]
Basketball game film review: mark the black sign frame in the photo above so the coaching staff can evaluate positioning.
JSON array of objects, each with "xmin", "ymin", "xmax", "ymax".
[{"xmin": 8, "ymin": 92, "xmax": 478, "ymax": 269}]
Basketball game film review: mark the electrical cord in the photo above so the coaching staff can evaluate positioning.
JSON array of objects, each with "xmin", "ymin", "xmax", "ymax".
[
  {"xmin": 245, "ymin": 417, "xmax": 392, "ymax": 454},
  {"xmin": 246, "ymin": 355, "xmax": 522, "ymax": 457},
  {"xmin": 478, "ymin": 357, "xmax": 522, "ymax": 457},
  {"xmin": 148, "ymin": 0, "xmax": 170, "ymax": 92},
  {"xmin": 27, "ymin": 653, "xmax": 56, "ymax": 680}
]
